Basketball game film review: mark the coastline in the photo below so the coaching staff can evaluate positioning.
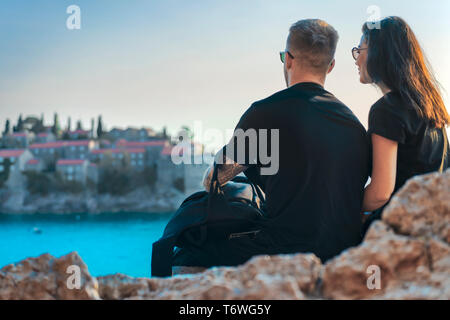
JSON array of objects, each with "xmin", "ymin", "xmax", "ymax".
[{"xmin": 0, "ymin": 186, "xmax": 188, "ymax": 214}]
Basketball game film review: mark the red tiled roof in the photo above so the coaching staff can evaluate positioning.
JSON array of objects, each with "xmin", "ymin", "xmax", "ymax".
[
  {"xmin": 124, "ymin": 148, "xmax": 146, "ymax": 154},
  {"xmin": 0, "ymin": 149, "xmax": 26, "ymax": 158},
  {"xmin": 29, "ymin": 140, "xmax": 92, "ymax": 149},
  {"xmin": 115, "ymin": 140, "xmax": 167, "ymax": 148},
  {"xmin": 91, "ymin": 148, "xmax": 145, "ymax": 154},
  {"xmin": 69, "ymin": 130, "xmax": 90, "ymax": 135},
  {"xmin": 56, "ymin": 159, "xmax": 86, "ymax": 166},
  {"xmin": 12, "ymin": 133, "xmax": 27, "ymax": 137},
  {"xmin": 161, "ymin": 146, "xmax": 173, "ymax": 156},
  {"xmin": 161, "ymin": 145, "xmax": 184, "ymax": 156},
  {"xmin": 29, "ymin": 141, "xmax": 66, "ymax": 149},
  {"xmin": 64, "ymin": 140, "xmax": 92, "ymax": 146},
  {"xmin": 27, "ymin": 159, "xmax": 40, "ymax": 165}
]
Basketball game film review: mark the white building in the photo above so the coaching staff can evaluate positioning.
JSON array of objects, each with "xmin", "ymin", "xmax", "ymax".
[
  {"xmin": 24, "ymin": 158, "xmax": 45, "ymax": 172},
  {"xmin": 90, "ymin": 148, "xmax": 146, "ymax": 171},
  {"xmin": 0, "ymin": 149, "xmax": 34, "ymax": 189},
  {"xmin": 0, "ymin": 149, "xmax": 34, "ymax": 173},
  {"xmin": 157, "ymin": 144, "xmax": 211, "ymax": 194},
  {"xmin": 56, "ymin": 159, "xmax": 88, "ymax": 184},
  {"xmin": 2, "ymin": 132, "xmax": 35, "ymax": 148},
  {"xmin": 35, "ymin": 132, "xmax": 56, "ymax": 143}
]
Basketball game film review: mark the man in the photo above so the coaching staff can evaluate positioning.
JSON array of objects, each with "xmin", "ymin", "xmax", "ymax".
[{"xmin": 172, "ymin": 19, "xmax": 371, "ymax": 268}]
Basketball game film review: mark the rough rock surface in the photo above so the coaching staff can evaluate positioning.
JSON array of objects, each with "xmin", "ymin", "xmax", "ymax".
[
  {"xmin": 0, "ymin": 252, "xmax": 99, "ymax": 300},
  {"xmin": 1, "ymin": 169, "xmax": 449, "ymax": 300}
]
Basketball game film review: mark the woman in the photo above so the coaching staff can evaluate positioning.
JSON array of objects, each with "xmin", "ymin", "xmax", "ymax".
[{"xmin": 353, "ymin": 16, "xmax": 449, "ymax": 232}]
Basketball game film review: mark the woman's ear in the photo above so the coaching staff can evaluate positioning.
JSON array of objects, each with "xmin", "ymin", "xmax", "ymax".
[{"xmin": 327, "ymin": 59, "xmax": 336, "ymax": 74}]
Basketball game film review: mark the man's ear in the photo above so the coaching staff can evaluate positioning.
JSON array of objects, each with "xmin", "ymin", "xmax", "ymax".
[
  {"xmin": 286, "ymin": 53, "xmax": 294, "ymax": 70},
  {"xmin": 327, "ymin": 59, "xmax": 336, "ymax": 74}
]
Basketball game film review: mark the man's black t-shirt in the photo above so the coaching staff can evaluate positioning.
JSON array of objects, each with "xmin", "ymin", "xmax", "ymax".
[
  {"xmin": 368, "ymin": 91, "xmax": 449, "ymax": 193},
  {"xmin": 222, "ymin": 82, "xmax": 371, "ymax": 262}
]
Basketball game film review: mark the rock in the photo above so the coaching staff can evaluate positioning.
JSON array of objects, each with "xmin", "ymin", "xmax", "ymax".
[
  {"xmin": 382, "ymin": 169, "xmax": 450, "ymax": 243},
  {"xmin": 322, "ymin": 223, "xmax": 430, "ymax": 299},
  {"xmin": 0, "ymin": 252, "xmax": 99, "ymax": 300},
  {"xmin": 97, "ymin": 253, "xmax": 321, "ymax": 300},
  {"xmin": 0, "ymin": 170, "xmax": 449, "ymax": 299},
  {"xmin": 97, "ymin": 274, "xmax": 152, "ymax": 300},
  {"xmin": 322, "ymin": 169, "xmax": 450, "ymax": 300}
]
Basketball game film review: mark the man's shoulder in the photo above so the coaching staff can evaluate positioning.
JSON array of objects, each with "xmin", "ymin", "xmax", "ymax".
[
  {"xmin": 251, "ymin": 87, "xmax": 298, "ymax": 107},
  {"xmin": 243, "ymin": 86, "xmax": 365, "ymax": 132}
]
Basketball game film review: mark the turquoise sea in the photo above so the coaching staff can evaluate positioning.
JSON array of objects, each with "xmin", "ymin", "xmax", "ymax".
[{"xmin": 0, "ymin": 212, "xmax": 173, "ymax": 277}]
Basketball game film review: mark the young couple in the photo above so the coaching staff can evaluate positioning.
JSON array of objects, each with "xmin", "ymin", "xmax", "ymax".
[{"xmin": 172, "ymin": 17, "xmax": 449, "ymax": 270}]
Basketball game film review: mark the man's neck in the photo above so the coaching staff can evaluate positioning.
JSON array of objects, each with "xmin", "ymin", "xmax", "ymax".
[{"xmin": 288, "ymin": 74, "xmax": 325, "ymax": 88}]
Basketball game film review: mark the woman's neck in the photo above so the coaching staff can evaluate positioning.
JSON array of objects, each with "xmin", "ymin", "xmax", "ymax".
[{"xmin": 377, "ymin": 82, "xmax": 392, "ymax": 95}]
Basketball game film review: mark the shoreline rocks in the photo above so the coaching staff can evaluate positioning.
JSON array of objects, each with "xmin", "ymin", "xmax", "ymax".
[
  {"xmin": 0, "ymin": 169, "xmax": 449, "ymax": 299},
  {"xmin": 0, "ymin": 186, "xmax": 187, "ymax": 214}
]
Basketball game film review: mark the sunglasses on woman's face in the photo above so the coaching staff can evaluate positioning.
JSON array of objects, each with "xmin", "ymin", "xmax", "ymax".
[
  {"xmin": 352, "ymin": 47, "xmax": 368, "ymax": 60},
  {"xmin": 279, "ymin": 50, "xmax": 295, "ymax": 63}
]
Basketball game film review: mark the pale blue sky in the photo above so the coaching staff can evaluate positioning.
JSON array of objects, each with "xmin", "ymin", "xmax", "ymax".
[{"xmin": 1, "ymin": 0, "xmax": 449, "ymax": 150}]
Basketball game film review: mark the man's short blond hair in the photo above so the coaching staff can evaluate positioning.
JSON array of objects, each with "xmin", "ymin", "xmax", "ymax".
[{"xmin": 288, "ymin": 19, "xmax": 339, "ymax": 73}]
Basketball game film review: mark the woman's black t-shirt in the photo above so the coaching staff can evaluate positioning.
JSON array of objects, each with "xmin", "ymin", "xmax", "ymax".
[{"xmin": 368, "ymin": 91, "xmax": 449, "ymax": 198}]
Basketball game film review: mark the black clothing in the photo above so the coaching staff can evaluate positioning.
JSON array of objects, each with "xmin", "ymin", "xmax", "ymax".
[
  {"xmin": 362, "ymin": 91, "xmax": 449, "ymax": 235},
  {"xmin": 173, "ymin": 230, "xmax": 282, "ymax": 268},
  {"xmin": 219, "ymin": 82, "xmax": 371, "ymax": 262},
  {"xmin": 173, "ymin": 82, "xmax": 371, "ymax": 268},
  {"xmin": 368, "ymin": 91, "xmax": 449, "ymax": 193}
]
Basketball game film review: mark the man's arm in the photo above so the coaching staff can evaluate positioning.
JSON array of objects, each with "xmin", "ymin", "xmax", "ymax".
[
  {"xmin": 203, "ymin": 148, "xmax": 248, "ymax": 192},
  {"xmin": 203, "ymin": 102, "xmax": 262, "ymax": 191}
]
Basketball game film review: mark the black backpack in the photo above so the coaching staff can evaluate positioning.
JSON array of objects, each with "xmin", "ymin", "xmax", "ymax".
[{"xmin": 151, "ymin": 163, "xmax": 267, "ymax": 277}]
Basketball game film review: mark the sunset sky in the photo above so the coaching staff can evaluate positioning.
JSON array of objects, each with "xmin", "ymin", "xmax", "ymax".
[{"xmin": 1, "ymin": 0, "xmax": 449, "ymax": 151}]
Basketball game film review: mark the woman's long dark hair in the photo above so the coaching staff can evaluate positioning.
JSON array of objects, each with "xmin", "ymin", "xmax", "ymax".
[{"xmin": 362, "ymin": 16, "xmax": 449, "ymax": 129}]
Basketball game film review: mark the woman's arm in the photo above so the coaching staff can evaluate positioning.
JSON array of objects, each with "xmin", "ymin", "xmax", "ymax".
[{"xmin": 362, "ymin": 133, "xmax": 398, "ymax": 212}]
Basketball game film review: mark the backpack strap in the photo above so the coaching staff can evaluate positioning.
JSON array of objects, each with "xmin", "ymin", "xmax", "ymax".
[
  {"xmin": 151, "ymin": 236, "xmax": 178, "ymax": 277},
  {"xmin": 439, "ymin": 127, "xmax": 448, "ymax": 173}
]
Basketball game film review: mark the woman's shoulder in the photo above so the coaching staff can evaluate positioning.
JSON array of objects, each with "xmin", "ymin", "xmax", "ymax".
[
  {"xmin": 369, "ymin": 91, "xmax": 423, "ymax": 126},
  {"xmin": 368, "ymin": 92, "xmax": 425, "ymax": 143},
  {"xmin": 371, "ymin": 91, "xmax": 411, "ymax": 113}
]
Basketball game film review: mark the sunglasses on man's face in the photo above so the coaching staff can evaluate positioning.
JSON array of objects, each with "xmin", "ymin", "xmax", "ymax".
[
  {"xmin": 352, "ymin": 47, "xmax": 368, "ymax": 60},
  {"xmin": 279, "ymin": 50, "xmax": 295, "ymax": 63}
]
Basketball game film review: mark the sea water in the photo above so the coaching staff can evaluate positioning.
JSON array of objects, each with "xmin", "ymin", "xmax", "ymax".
[{"xmin": 0, "ymin": 212, "xmax": 173, "ymax": 277}]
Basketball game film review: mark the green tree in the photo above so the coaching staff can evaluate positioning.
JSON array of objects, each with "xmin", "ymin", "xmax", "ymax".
[
  {"xmin": 3, "ymin": 119, "xmax": 10, "ymax": 136},
  {"xmin": 143, "ymin": 164, "xmax": 157, "ymax": 190},
  {"xmin": 180, "ymin": 125, "xmax": 194, "ymax": 142},
  {"xmin": 52, "ymin": 112, "xmax": 61, "ymax": 136},
  {"xmin": 31, "ymin": 114, "xmax": 45, "ymax": 134},
  {"xmin": 0, "ymin": 158, "xmax": 12, "ymax": 188},
  {"xmin": 97, "ymin": 154, "xmax": 132, "ymax": 195},
  {"xmin": 97, "ymin": 115, "xmax": 103, "ymax": 139},
  {"xmin": 17, "ymin": 114, "xmax": 23, "ymax": 132},
  {"xmin": 173, "ymin": 177, "xmax": 185, "ymax": 193},
  {"xmin": 76, "ymin": 120, "xmax": 83, "ymax": 131},
  {"xmin": 23, "ymin": 171, "xmax": 52, "ymax": 195}
]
